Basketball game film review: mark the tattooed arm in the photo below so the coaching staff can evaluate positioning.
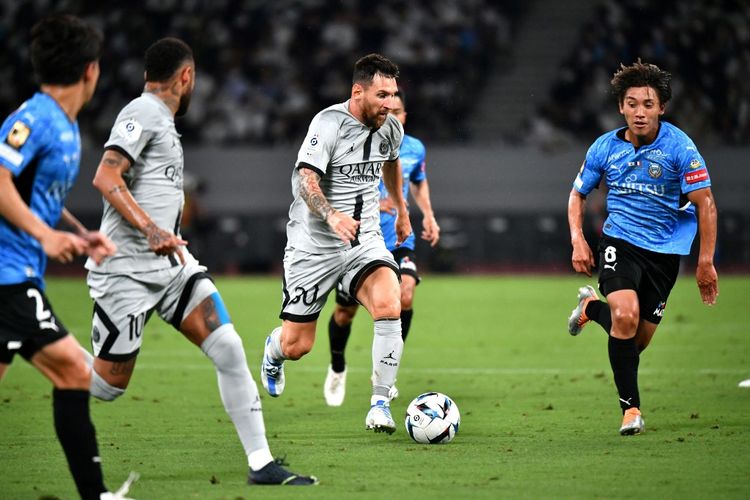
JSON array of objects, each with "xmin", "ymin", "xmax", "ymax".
[
  {"xmin": 297, "ymin": 166, "xmax": 359, "ymax": 243},
  {"xmin": 92, "ymin": 149, "xmax": 186, "ymax": 263}
]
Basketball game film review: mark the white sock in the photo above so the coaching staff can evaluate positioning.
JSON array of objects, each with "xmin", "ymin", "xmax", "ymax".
[
  {"xmin": 266, "ymin": 326, "xmax": 286, "ymax": 364},
  {"xmin": 201, "ymin": 324, "xmax": 270, "ymax": 465},
  {"xmin": 371, "ymin": 319, "xmax": 403, "ymax": 401},
  {"xmin": 79, "ymin": 345, "xmax": 94, "ymax": 367}
]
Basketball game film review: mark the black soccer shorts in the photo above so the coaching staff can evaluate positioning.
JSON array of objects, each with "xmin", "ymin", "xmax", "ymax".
[
  {"xmin": 0, "ymin": 282, "xmax": 69, "ymax": 364},
  {"xmin": 597, "ymin": 234, "xmax": 680, "ymax": 324}
]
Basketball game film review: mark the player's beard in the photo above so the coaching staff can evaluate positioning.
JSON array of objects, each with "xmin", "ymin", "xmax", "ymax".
[
  {"xmin": 176, "ymin": 91, "xmax": 192, "ymax": 117},
  {"xmin": 362, "ymin": 107, "xmax": 385, "ymax": 130}
]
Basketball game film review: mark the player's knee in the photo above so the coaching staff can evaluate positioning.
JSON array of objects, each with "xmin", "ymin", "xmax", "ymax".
[
  {"xmin": 400, "ymin": 289, "xmax": 414, "ymax": 310},
  {"xmin": 90, "ymin": 369, "xmax": 126, "ymax": 401},
  {"xmin": 333, "ymin": 306, "xmax": 356, "ymax": 326},
  {"xmin": 611, "ymin": 306, "xmax": 639, "ymax": 332},
  {"xmin": 201, "ymin": 324, "xmax": 248, "ymax": 373},
  {"xmin": 368, "ymin": 292, "xmax": 401, "ymax": 319}
]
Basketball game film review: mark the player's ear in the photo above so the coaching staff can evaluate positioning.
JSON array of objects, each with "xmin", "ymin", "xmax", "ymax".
[
  {"xmin": 83, "ymin": 61, "xmax": 99, "ymax": 82},
  {"xmin": 351, "ymin": 82, "xmax": 363, "ymax": 99}
]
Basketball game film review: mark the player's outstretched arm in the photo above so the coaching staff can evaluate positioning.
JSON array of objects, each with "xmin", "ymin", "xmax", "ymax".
[
  {"xmin": 382, "ymin": 159, "xmax": 411, "ymax": 245},
  {"xmin": 0, "ymin": 167, "xmax": 87, "ymax": 263},
  {"xmin": 568, "ymin": 188, "xmax": 595, "ymax": 276},
  {"xmin": 92, "ymin": 149, "xmax": 186, "ymax": 263},
  {"xmin": 297, "ymin": 166, "xmax": 359, "ymax": 243},
  {"xmin": 687, "ymin": 187, "xmax": 719, "ymax": 305},
  {"xmin": 61, "ymin": 208, "xmax": 117, "ymax": 264},
  {"xmin": 410, "ymin": 179, "xmax": 439, "ymax": 247}
]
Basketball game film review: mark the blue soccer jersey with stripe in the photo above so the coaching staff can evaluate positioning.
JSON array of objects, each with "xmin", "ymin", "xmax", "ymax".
[
  {"xmin": 573, "ymin": 121, "xmax": 711, "ymax": 255},
  {"xmin": 0, "ymin": 93, "xmax": 81, "ymax": 288}
]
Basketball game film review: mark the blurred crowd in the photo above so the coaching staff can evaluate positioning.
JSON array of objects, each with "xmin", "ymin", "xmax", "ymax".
[
  {"xmin": 0, "ymin": 0, "xmax": 518, "ymax": 146},
  {"xmin": 528, "ymin": 0, "xmax": 750, "ymax": 150}
]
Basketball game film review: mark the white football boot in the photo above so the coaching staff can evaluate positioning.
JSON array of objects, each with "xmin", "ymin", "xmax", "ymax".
[
  {"xmin": 365, "ymin": 400, "xmax": 396, "ymax": 434},
  {"xmin": 323, "ymin": 365, "xmax": 347, "ymax": 406},
  {"xmin": 100, "ymin": 471, "xmax": 139, "ymax": 500}
]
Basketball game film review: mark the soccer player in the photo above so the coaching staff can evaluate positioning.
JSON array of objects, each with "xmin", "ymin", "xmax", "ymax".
[
  {"xmin": 323, "ymin": 88, "xmax": 440, "ymax": 406},
  {"xmin": 0, "ymin": 15, "xmax": 140, "ymax": 500},
  {"xmin": 260, "ymin": 54, "xmax": 411, "ymax": 434},
  {"xmin": 567, "ymin": 60, "xmax": 719, "ymax": 435},
  {"xmin": 85, "ymin": 37, "xmax": 317, "ymax": 486}
]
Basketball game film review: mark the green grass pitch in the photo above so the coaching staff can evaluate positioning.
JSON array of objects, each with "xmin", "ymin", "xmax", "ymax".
[{"xmin": 1, "ymin": 275, "xmax": 749, "ymax": 499}]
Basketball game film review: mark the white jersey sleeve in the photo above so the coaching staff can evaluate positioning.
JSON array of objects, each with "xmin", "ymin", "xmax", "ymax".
[{"xmin": 295, "ymin": 112, "xmax": 339, "ymax": 175}]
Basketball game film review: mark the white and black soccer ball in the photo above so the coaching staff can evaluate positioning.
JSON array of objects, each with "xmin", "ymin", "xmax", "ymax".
[{"xmin": 404, "ymin": 392, "xmax": 460, "ymax": 444}]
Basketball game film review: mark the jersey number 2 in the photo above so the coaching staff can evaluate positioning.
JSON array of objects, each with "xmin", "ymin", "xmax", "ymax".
[{"xmin": 26, "ymin": 289, "xmax": 59, "ymax": 332}]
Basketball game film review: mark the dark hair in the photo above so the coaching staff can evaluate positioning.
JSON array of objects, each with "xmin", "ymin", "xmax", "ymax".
[
  {"xmin": 611, "ymin": 59, "xmax": 672, "ymax": 105},
  {"xmin": 353, "ymin": 53, "xmax": 399, "ymax": 86},
  {"xmin": 144, "ymin": 37, "xmax": 194, "ymax": 82},
  {"xmin": 395, "ymin": 86, "xmax": 407, "ymax": 109},
  {"xmin": 30, "ymin": 15, "xmax": 102, "ymax": 85}
]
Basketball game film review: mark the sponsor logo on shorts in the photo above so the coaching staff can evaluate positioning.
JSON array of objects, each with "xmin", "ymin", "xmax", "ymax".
[
  {"xmin": 685, "ymin": 169, "xmax": 708, "ymax": 184},
  {"xmin": 653, "ymin": 301, "xmax": 666, "ymax": 317},
  {"xmin": 399, "ymin": 256, "xmax": 417, "ymax": 272}
]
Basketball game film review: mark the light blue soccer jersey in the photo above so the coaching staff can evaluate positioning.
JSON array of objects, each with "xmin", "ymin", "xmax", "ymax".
[
  {"xmin": 573, "ymin": 121, "xmax": 711, "ymax": 255},
  {"xmin": 0, "ymin": 93, "xmax": 81, "ymax": 288},
  {"xmin": 380, "ymin": 133, "xmax": 427, "ymax": 251}
]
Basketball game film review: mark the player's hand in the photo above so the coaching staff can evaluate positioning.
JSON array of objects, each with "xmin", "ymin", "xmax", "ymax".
[
  {"xmin": 696, "ymin": 261, "xmax": 719, "ymax": 305},
  {"xmin": 379, "ymin": 196, "xmax": 396, "ymax": 215},
  {"xmin": 40, "ymin": 230, "xmax": 88, "ymax": 264},
  {"xmin": 395, "ymin": 209, "xmax": 412, "ymax": 246},
  {"xmin": 145, "ymin": 223, "xmax": 187, "ymax": 264},
  {"xmin": 327, "ymin": 209, "xmax": 360, "ymax": 243},
  {"xmin": 421, "ymin": 215, "xmax": 440, "ymax": 247},
  {"xmin": 571, "ymin": 239, "xmax": 595, "ymax": 277},
  {"xmin": 82, "ymin": 231, "xmax": 117, "ymax": 265}
]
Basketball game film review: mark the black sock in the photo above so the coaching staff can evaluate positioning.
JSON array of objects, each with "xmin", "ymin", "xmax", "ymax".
[
  {"xmin": 607, "ymin": 336, "xmax": 640, "ymax": 412},
  {"xmin": 53, "ymin": 389, "xmax": 107, "ymax": 500},
  {"xmin": 400, "ymin": 309, "xmax": 414, "ymax": 343},
  {"xmin": 585, "ymin": 300, "xmax": 612, "ymax": 334},
  {"xmin": 329, "ymin": 315, "xmax": 352, "ymax": 373}
]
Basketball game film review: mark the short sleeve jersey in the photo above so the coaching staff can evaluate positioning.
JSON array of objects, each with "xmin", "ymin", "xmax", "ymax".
[
  {"xmin": 288, "ymin": 100, "xmax": 404, "ymax": 252},
  {"xmin": 380, "ymin": 133, "xmax": 426, "ymax": 251},
  {"xmin": 86, "ymin": 93, "xmax": 185, "ymax": 273},
  {"xmin": 0, "ymin": 93, "xmax": 81, "ymax": 288},
  {"xmin": 573, "ymin": 121, "xmax": 711, "ymax": 255}
]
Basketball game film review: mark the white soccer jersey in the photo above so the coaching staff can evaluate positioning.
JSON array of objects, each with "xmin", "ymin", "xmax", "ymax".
[
  {"xmin": 288, "ymin": 100, "xmax": 404, "ymax": 252},
  {"xmin": 86, "ymin": 93, "xmax": 185, "ymax": 273}
]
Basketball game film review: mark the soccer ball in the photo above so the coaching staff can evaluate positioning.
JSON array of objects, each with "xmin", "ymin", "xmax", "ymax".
[{"xmin": 404, "ymin": 392, "xmax": 460, "ymax": 444}]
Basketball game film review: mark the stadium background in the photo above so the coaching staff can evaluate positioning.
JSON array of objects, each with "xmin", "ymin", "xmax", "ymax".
[{"xmin": 2, "ymin": 0, "xmax": 748, "ymax": 274}]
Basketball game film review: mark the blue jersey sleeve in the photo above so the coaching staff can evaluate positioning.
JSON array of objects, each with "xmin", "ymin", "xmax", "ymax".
[
  {"xmin": 0, "ymin": 112, "xmax": 49, "ymax": 176},
  {"xmin": 676, "ymin": 138, "xmax": 710, "ymax": 195},
  {"xmin": 573, "ymin": 137, "xmax": 606, "ymax": 195},
  {"xmin": 409, "ymin": 139, "xmax": 427, "ymax": 184}
]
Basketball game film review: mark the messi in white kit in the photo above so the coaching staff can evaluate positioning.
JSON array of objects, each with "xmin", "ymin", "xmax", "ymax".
[{"xmin": 261, "ymin": 54, "xmax": 411, "ymax": 435}]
